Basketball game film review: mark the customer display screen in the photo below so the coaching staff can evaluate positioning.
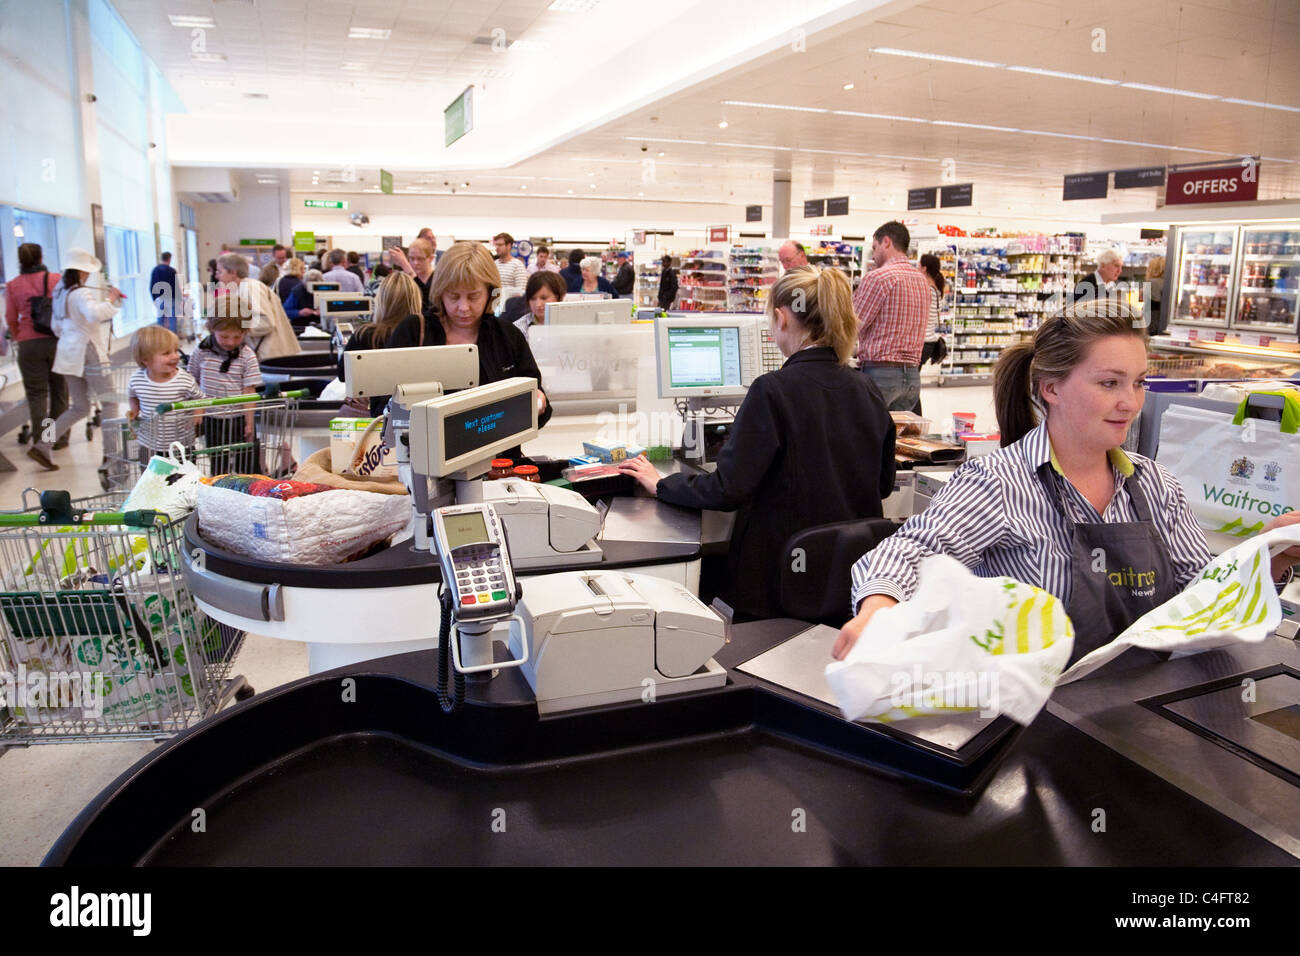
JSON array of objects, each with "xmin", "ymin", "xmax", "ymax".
[
  {"xmin": 666, "ymin": 326, "xmax": 743, "ymax": 388},
  {"xmin": 443, "ymin": 391, "xmax": 534, "ymax": 461},
  {"xmin": 442, "ymin": 512, "xmax": 489, "ymax": 550},
  {"xmin": 323, "ymin": 298, "xmax": 368, "ymax": 313},
  {"xmin": 312, "ymin": 283, "xmax": 340, "ymax": 292}
]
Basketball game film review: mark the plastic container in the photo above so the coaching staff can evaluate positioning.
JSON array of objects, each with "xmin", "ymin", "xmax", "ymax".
[
  {"xmin": 952, "ymin": 412, "xmax": 976, "ymax": 436},
  {"xmin": 889, "ymin": 411, "xmax": 931, "ymax": 438},
  {"xmin": 488, "ymin": 459, "xmax": 514, "ymax": 480},
  {"xmin": 512, "ymin": 465, "xmax": 541, "ymax": 483}
]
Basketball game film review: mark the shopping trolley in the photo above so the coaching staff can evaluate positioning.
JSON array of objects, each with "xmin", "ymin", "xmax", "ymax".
[
  {"xmin": 99, "ymin": 389, "xmax": 308, "ymax": 491},
  {"xmin": 0, "ymin": 488, "xmax": 252, "ymax": 746}
]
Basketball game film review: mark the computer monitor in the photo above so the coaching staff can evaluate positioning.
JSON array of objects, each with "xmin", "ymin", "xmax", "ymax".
[
  {"xmin": 410, "ymin": 377, "xmax": 540, "ymax": 479},
  {"xmin": 315, "ymin": 292, "xmax": 372, "ymax": 319},
  {"xmin": 343, "ymin": 345, "xmax": 479, "ymax": 400},
  {"xmin": 307, "ymin": 281, "xmax": 340, "ymax": 293},
  {"xmin": 569, "ymin": 292, "xmax": 611, "ymax": 301},
  {"xmin": 654, "ymin": 314, "xmax": 764, "ymax": 400},
  {"xmin": 544, "ymin": 299, "xmax": 622, "ymax": 325}
]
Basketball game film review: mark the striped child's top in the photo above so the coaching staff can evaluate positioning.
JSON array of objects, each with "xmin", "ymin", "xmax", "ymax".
[
  {"xmin": 128, "ymin": 368, "xmax": 204, "ymax": 452},
  {"xmin": 187, "ymin": 340, "xmax": 262, "ymax": 399}
]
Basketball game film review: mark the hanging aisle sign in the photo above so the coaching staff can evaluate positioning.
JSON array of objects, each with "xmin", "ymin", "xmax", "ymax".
[
  {"xmin": 803, "ymin": 199, "xmax": 826, "ymax": 218},
  {"xmin": 940, "ymin": 183, "xmax": 973, "ymax": 207},
  {"xmin": 1114, "ymin": 166, "xmax": 1165, "ymax": 189},
  {"xmin": 908, "ymin": 187, "xmax": 937, "ymax": 210},
  {"xmin": 1165, "ymin": 161, "xmax": 1260, "ymax": 205},
  {"xmin": 708, "ymin": 225, "xmax": 730, "ymax": 244},
  {"xmin": 1063, "ymin": 172, "xmax": 1109, "ymax": 200},
  {"xmin": 745, "ymin": 205, "xmax": 762, "ymax": 222}
]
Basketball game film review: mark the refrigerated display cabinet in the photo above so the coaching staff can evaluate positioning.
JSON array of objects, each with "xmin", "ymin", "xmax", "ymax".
[
  {"xmin": 1234, "ymin": 225, "xmax": 1300, "ymax": 334},
  {"xmin": 1170, "ymin": 227, "xmax": 1237, "ymax": 329}
]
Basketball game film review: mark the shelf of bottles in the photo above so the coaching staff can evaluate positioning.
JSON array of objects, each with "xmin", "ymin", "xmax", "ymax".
[
  {"xmin": 727, "ymin": 248, "xmax": 779, "ymax": 311},
  {"xmin": 805, "ymin": 242, "xmax": 864, "ymax": 289},
  {"xmin": 675, "ymin": 250, "xmax": 730, "ymax": 312},
  {"xmin": 636, "ymin": 263, "xmax": 662, "ymax": 309},
  {"xmin": 939, "ymin": 235, "xmax": 1084, "ymax": 383}
]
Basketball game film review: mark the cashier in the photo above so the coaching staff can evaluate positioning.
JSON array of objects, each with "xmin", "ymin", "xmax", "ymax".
[
  {"xmin": 619, "ymin": 267, "xmax": 896, "ymax": 621},
  {"xmin": 386, "ymin": 241, "xmax": 553, "ymax": 440},
  {"xmin": 834, "ymin": 300, "xmax": 1300, "ymax": 665}
]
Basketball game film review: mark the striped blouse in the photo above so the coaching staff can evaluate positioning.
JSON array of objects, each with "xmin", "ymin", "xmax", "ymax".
[
  {"xmin": 127, "ymin": 368, "xmax": 204, "ymax": 452},
  {"xmin": 849, "ymin": 421, "xmax": 1213, "ymax": 615}
]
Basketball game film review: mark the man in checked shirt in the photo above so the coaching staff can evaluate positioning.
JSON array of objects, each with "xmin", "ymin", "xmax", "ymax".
[{"xmin": 853, "ymin": 221, "xmax": 933, "ymax": 411}]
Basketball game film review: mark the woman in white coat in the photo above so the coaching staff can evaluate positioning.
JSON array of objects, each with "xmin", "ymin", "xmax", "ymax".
[{"xmin": 37, "ymin": 249, "xmax": 124, "ymax": 470}]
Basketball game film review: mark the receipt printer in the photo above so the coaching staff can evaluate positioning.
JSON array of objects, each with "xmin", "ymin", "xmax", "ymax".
[
  {"xmin": 476, "ymin": 479, "xmax": 602, "ymax": 569},
  {"xmin": 511, "ymin": 570, "xmax": 728, "ymax": 714}
]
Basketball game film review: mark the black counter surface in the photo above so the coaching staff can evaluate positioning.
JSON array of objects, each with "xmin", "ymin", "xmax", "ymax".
[{"xmin": 44, "ymin": 619, "xmax": 1296, "ymax": 866}]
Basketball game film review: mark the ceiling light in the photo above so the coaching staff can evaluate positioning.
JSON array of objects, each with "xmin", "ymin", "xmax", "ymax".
[
  {"xmin": 587, "ymin": 171, "xmax": 595, "ymax": 176},
  {"xmin": 1006, "ymin": 65, "xmax": 1119, "ymax": 85},
  {"xmin": 718, "ymin": 120, "xmax": 728, "ymax": 128},
  {"xmin": 168, "ymin": 15, "xmax": 215, "ymax": 28},
  {"xmin": 723, "ymin": 99, "xmax": 828, "ymax": 113},
  {"xmin": 1120, "ymin": 81, "xmax": 1218, "ymax": 100},
  {"xmin": 843, "ymin": 83, "xmax": 854, "ymax": 90},
  {"xmin": 568, "ymin": 189, "xmax": 574, "ymax": 194},
  {"xmin": 341, "ymin": 62, "xmax": 365, "ymax": 71},
  {"xmin": 549, "ymin": 0, "xmax": 601, "ymax": 11},
  {"xmin": 831, "ymin": 110, "xmax": 928, "ymax": 123},
  {"xmin": 870, "ymin": 47, "xmax": 1004, "ymax": 69},
  {"xmin": 715, "ymin": 141, "xmax": 793, "ymax": 151},
  {"xmin": 638, "ymin": 192, "xmax": 644, "ymax": 197},
  {"xmin": 461, "ymin": 182, "xmax": 469, "ymax": 188},
  {"xmin": 190, "ymin": 52, "xmax": 227, "ymax": 63},
  {"xmin": 624, "ymin": 136, "xmax": 708, "ymax": 145},
  {"xmin": 313, "ymin": 170, "xmax": 320, "ymax": 174},
  {"xmin": 1222, "ymin": 97, "xmax": 1300, "ymax": 113},
  {"xmin": 520, "ymin": 184, "xmax": 527, "ymax": 189},
  {"xmin": 348, "ymin": 27, "xmax": 391, "ymax": 40},
  {"xmin": 933, "ymin": 120, "xmax": 1021, "ymax": 132},
  {"xmin": 481, "ymin": 68, "xmax": 513, "ymax": 78},
  {"xmin": 509, "ymin": 39, "xmax": 545, "ymax": 51},
  {"xmin": 657, "ymin": 151, "xmax": 664, "ymax": 157},
  {"xmin": 590, "ymin": 183, "xmax": 597, "ymax": 189}
]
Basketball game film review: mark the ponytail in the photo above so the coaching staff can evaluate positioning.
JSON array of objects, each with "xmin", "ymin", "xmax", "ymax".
[
  {"xmin": 992, "ymin": 342, "xmax": 1037, "ymax": 446},
  {"xmin": 768, "ymin": 266, "xmax": 857, "ymax": 364},
  {"xmin": 919, "ymin": 254, "xmax": 945, "ymax": 296}
]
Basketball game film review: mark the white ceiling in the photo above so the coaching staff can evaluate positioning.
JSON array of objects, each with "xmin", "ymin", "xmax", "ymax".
[{"xmin": 114, "ymin": 0, "xmax": 1300, "ymax": 226}]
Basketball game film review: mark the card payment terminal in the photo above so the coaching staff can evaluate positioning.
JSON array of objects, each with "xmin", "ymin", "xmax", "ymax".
[{"xmin": 432, "ymin": 503, "xmax": 520, "ymax": 624}]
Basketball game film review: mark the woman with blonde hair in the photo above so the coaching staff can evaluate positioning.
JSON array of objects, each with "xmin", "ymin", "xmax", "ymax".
[
  {"xmin": 619, "ymin": 266, "xmax": 896, "ymax": 620},
  {"xmin": 386, "ymin": 241, "xmax": 551, "ymax": 435},
  {"xmin": 338, "ymin": 270, "xmax": 424, "ymax": 416}
]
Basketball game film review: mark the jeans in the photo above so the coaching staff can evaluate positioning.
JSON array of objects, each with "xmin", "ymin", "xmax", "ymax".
[
  {"xmin": 862, "ymin": 365, "xmax": 920, "ymax": 412},
  {"xmin": 17, "ymin": 338, "xmax": 68, "ymax": 440},
  {"xmin": 157, "ymin": 312, "xmax": 177, "ymax": 333}
]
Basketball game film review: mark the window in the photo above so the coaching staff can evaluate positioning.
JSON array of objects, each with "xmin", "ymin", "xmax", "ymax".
[
  {"xmin": 105, "ymin": 225, "xmax": 151, "ymax": 336},
  {"xmin": 12, "ymin": 208, "xmax": 60, "ymax": 273}
]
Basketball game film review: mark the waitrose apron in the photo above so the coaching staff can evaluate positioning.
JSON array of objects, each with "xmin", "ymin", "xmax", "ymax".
[{"xmin": 1039, "ymin": 466, "xmax": 1179, "ymax": 665}]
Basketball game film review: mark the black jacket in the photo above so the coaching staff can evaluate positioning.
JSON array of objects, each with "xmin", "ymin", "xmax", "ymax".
[
  {"xmin": 613, "ymin": 262, "xmax": 635, "ymax": 296},
  {"xmin": 559, "ymin": 264, "xmax": 582, "ymax": 289},
  {"xmin": 655, "ymin": 347, "xmax": 896, "ymax": 619},
  {"xmin": 1071, "ymin": 272, "xmax": 1115, "ymax": 304},
  {"xmin": 388, "ymin": 310, "xmax": 553, "ymax": 434},
  {"xmin": 657, "ymin": 267, "xmax": 678, "ymax": 310}
]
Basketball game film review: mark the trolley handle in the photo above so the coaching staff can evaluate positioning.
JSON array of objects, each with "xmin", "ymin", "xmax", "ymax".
[
  {"xmin": 0, "ymin": 508, "xmax": 166, "ymax": 529},
  {"xmin": 155, "ymin": 389, "xmax": 308, "ymax": 413}
]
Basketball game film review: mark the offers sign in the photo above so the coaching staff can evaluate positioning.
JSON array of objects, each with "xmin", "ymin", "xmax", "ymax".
[
  {"xmin": 1165, "ymin": 161, "xmax": 1260, "ymax": 205},
  {"xmin": 708, "ymin": 225, "xmax": 730, "ymax": 244}
]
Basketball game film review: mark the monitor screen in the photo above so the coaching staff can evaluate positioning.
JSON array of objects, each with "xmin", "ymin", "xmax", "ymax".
[
  {"xmin": 442, "ymin": 512, "xmax": 489, "ymax": 550},
  {"xmin": 322, "ymin": 297, "xmax": 370, "ymax": 314},
  {"xmin": 665, "ymin": 326, "xmax": 743, "ymax": 390},
  {"xmin": 312, "ymin": 282, "xmax": 340, "ymax": 292},
  {"xmin": 442, "ymin": 390, "xmax": 535, "ymax": 461}
]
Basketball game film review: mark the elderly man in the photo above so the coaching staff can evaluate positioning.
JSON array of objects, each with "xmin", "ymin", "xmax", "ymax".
[
  {"xmin": 213, "ymin": 253, "xmax": 301, "ymax": 361},
  {"xmin": 321, "ymin": 249, "xmax": 364, "ymax": 293},
  {"xmin": 1072, "ymin": 248, "xmax": 1124, "ymax": 303},
  {"xmin": 853, "ymin": 221, "xmax": 931, "ymax": 412},
  {"xmin": 778, "ymin": 240, "xmax": 810, "ymax": 271}
]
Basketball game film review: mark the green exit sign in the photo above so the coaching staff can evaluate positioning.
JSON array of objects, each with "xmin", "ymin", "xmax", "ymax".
[{"xmin": 303, "ymin": 199, "xmax": 349, "ymax": 209}]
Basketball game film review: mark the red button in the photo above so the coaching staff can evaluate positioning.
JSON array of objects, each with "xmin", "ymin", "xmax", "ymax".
[{"xmin": 460, "ymin": 596, "xmax": 476, "ymax": 606}]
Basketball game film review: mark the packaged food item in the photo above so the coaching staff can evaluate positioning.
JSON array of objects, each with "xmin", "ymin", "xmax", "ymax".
[
  {"xmin": 581, "ymin": 440, "xmax": 647, "ymax": 463},
  {"xmin": 330, "ymin": 417, "xmax": 397, "ymax": 479},
  {"xmin": 952, "ymin": 412, "xmax": 976, "ymax": 436},
  {"xmin": 889, "ymin": 411, "xmax": 931, "ymax": 437},
  {"xmin": 488, "ymin": 458, "xmax": 514, "ymax": 480},
  {"xmin": 512, "ymin": 465, "xmax": 541, "ymax": 483}
]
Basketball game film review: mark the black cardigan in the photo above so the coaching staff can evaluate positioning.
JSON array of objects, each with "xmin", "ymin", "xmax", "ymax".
[
  {"xmin": 387, "ymin": 310, "xmax": 553, "ymax": 432},
  {"xmin": 655, "ymin": 347, "xmax": 896, "ymax": 620}
]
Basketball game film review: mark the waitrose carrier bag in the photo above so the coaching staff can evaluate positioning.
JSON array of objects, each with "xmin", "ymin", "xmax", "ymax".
[{"xmin": 1157, "ymin": 389, "xmax": 1300, "ymax": 538}]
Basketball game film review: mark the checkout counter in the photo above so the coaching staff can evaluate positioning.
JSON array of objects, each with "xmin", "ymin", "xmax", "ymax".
[{"xmin": 42, "ymin": 338, "xmax": 1300, "ymax": 866}]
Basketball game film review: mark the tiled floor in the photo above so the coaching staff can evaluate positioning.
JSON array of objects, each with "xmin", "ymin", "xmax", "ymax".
[{"xmin": 0, "ymin": 373, "xmax": 308, "ymax": 866}]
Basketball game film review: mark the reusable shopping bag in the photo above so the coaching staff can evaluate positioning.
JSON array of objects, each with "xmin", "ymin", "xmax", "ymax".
[
  {"xmin": 825, "ymin": 554, "xmax": 1074, "ymax": 725},
  {"xmin": 1157, "ymin": 389, "xmax": 1300, "ymax": 537},
  {"xmin": 123, "ymin": 442, "xmax": 203, "ymax": 521},
  {"xmin": 1058, "ymin": 524, "xmax": 1300, "ymax": 683}
]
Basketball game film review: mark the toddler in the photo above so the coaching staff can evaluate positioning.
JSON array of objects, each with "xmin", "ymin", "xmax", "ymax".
[
  {"xmin": 188, "ymin": 310, "xmax": 263, "ymax": 474},
  {"xmin": 127, "ymin": 326, "xmax": 204, "ymax": 465}
]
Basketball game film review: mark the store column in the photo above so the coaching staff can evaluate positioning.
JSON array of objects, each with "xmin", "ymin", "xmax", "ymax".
[{"xmin": 772, "ymin": 172, "xmax": 791, "ymax": 241}]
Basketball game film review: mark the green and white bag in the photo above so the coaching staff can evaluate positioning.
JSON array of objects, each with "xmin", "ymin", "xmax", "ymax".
[
  {"xmin": 825, "ymin": 555, "xmax": 1075, "ymax": 725},
  {"xmin": 1158, "ymin": 389, "xmax": 1300, "ymax": 538}
]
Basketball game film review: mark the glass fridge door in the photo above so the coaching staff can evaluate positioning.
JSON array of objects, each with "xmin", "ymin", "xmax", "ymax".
[
  {"xmin": 1172, "ymin": 227, "xmax": 1237, "ymax": 328},
  {"xmin": 1233, "ymin": 224, "xmax": 1300, "ymax": 335}
]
